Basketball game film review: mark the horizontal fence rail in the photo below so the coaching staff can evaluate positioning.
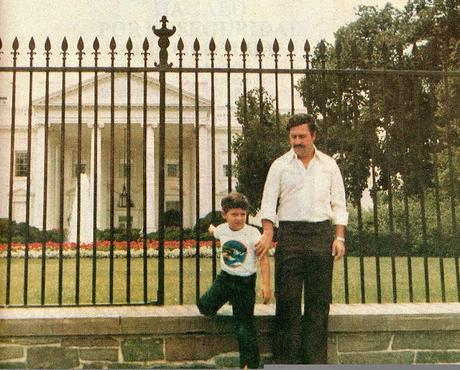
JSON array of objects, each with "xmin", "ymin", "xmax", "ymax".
[
  {"xmin": 0, "ymin": 16, "xmax": 459, "ymax": 307},
  {"xmin": 2, "ymin": 66, "xmax": 460, "ymax": 76}
]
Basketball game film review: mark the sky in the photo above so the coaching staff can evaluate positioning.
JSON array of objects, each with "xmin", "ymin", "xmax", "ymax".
[
  {"xmin": 0, "ymin": 0, "xmax": 411, "ymax": 110},
  {"xmin": 1, "ymin": 0, "xmax": 410, "ymax": 65}
]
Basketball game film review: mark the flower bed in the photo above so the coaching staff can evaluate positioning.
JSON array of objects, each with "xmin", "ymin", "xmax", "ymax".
[{"xmin": 0, "ymin": 240, "xmax": 276, "ymax": 259}]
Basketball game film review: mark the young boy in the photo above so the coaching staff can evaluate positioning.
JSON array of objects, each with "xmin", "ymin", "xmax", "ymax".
[{"xmin": 197, "ymin": 192, "xmax": 271, "ymax": 369}]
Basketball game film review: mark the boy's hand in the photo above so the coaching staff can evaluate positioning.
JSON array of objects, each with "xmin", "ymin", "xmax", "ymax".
[
  {"xmin": 208, "ymin": 224, "xmax": 216, "ymax": 236},
  {"xmin": 261, "ymin": 285, "xmax": 271, "ymax": 304}
]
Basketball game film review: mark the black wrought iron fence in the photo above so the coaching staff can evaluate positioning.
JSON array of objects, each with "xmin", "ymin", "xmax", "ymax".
[{"xmin": 0, "ymin": 17, "xmax": 458, "ymax": 307}]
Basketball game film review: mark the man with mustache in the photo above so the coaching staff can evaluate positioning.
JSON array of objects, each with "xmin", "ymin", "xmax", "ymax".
[{"xmin": 255, "ymin": 113, "xmax": 348, "ymax": 364}]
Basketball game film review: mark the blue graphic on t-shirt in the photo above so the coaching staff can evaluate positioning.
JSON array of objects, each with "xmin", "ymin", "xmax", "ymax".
[{"xmin": 222, "ymin": 240, "xmax": 247, "ymax": 268}]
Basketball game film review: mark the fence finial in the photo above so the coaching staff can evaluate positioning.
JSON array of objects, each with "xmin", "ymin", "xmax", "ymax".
[
  {"xmin": 153, "ymin": 15, "xmax": 176, "ymax": 67},
  {"xmin": 44, "ymin": 37, "xmax": 51, "ymax": 54}
]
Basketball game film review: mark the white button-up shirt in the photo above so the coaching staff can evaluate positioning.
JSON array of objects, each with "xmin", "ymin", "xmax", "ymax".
[{"xmin": 260, "ymin": 147, "xmax": 348, "ymax": 226}]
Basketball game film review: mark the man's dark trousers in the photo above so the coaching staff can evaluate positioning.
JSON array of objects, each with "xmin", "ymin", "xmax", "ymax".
[
  {"xmin": 273, "ymin": 221, "xmax": 334, "ymax": 364},
  {"xmin": 197, "ymin": 271, "xmax": 260, "ymax": 369}
]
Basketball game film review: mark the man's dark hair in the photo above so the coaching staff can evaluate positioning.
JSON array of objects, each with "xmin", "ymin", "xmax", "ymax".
[
  {"xmin": 221, "ymin": 192, "xmax": 250, "ymax": 213},
  {"xmin": 287, "ymin": 113, "xmax": 318, "ymax": 135}
]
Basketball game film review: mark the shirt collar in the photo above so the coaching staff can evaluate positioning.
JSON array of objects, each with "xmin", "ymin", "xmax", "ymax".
[{"xmin": 288, "ymin": 145, "xmax": 325, "ymax": 162}]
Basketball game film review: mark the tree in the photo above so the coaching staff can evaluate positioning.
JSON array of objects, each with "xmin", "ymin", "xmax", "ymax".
[
  {"xmin": 300, "ymin": 3, "xmax": 459, "ymax": 192},
  {"xmin": 232, "ymin": 88, "xmax": 290, "ymax": 215},
  {"xmin": 295, "ymin": 1, "xmax": 459, "ymax": 246}
]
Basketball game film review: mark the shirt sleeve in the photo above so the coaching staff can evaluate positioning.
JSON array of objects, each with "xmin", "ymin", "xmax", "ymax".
[
  {"xmin": 259, "ymin": 161, "xmax": 281, "ymax": 225},
  {"xmin": 252, "ymin": 226, "xmax": 262, "ymax": 244},
  {"xmin": 330, "ymin": 161, "xmax": 348, "ymax": 226},
  {"xmin": 213, "ymin": 224, "xmax": 224, "ymax": 239}
]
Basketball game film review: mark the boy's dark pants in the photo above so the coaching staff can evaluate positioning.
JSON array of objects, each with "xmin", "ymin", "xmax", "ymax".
[
  {"xmin": 274, "ymin": 221, "xmax": 334, "ymax": 364},
  {"xmin": 197, "ymin": 271, "xmax": 260, "ymax": 369}
]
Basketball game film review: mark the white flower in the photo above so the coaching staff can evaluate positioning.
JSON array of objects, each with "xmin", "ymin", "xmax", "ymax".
[{"xmin": 0, "ymin": 244, "xmax": 274, "ymax": 259}]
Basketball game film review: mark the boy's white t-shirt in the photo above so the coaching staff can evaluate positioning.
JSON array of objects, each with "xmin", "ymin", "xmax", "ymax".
[{"xmin": 214, "ymin": 223, "xmax": 261, "ymax": 277}]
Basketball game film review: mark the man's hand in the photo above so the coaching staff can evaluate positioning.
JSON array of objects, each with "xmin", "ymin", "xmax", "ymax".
[
  {"xmin": 255, "ymin": 233, "xmax": 272, "ymax": 258},
  {"xmin": 332, "ymin": 239, "xmax": 345, "ymax": 261},
  {"xmin": 261, "ymin": 285, "xmax": 271, "ymax": 304},
  {"xmin": 256, "ymin": 219, "xmax": 274, "ymax": 257}
]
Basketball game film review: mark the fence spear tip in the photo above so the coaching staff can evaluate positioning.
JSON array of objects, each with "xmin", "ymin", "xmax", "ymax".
[
  {"xmin": 12, "ymin": 37, "xmax": 19, "ymax": 50},
  {"xmin": 273, "ymin": 39, "xmax": 279, "ymax": 53},
  {"xmin": 29, "ymin": 37, "xmax": 36, "ymax": 51},
  {"xmin": 77, "ymin": 37, "xmax": 84, "ymax": 51},
  {"xmin": 61, "ymin": 37, "xmax": 68, "ymax": 52},
  {"xmin": 209, "ymin": 37, "xmax": 216, "ymax": 52},
  {"xmin": 110, "ymin": 37, "xmax": 116, "ymax": 50},
  {"xmin": 126, "ymin": 37, "xmax": 133, "ymax": 51},
  {"xmin": 257, "ymin": 39, "xmax": 263, "ymax": 53},
  {"xmin": 288, "ymin": 39, "xmax": 294, "ymax": 53},
  {"xmin": 240, "ymin": 38, "xmax": 247, "ymax": 53},
  {"xmin": 142, "ymin": 37, "xmax": 149, "ymax": 51},
  {"xmin": 304, "ymin": 39, "xmax": 310, "ymax": 54},
  {"xmin": 319, "ymin": 39, "xmax": 326, "ymax": 56},
  {"xmin": 93, "ymin": 37, "xmax": 100, "ymax": 51},
  {"xmin": 177, "ymin": 37, "xmax": 184, "ymax": 51},
  {"xmin": 45, "ymin": 37, "xmax": 51, "ymax": 52},
  {"xmin": 193, "ymin": 38, "xmax": 200, "ymax": 51}
]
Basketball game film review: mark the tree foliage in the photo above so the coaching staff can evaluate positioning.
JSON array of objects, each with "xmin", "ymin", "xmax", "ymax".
[
  {"xmin": 296, "ymin": 1, "xmax": 459, "ymax": 210},
  {"xmin": 232, "ymin": 89, "xmax": 290, "ymax": 215},
  {"xmin": 232, "ymin": 1, "xmax": 459, "ymax": 250}
]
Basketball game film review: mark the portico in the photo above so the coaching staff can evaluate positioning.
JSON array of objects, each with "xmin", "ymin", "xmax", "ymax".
[{"xmin": 2, "ymin": 72, "xmax": 236, "ymax": 240}]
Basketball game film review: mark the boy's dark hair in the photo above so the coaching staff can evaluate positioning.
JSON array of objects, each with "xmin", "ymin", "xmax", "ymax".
[
  {"xmin": 287, "ymin": 113, "xmax": 318, "ymax": 135},
  {"xmin": 221, "ymin": 192, "xmax": 250, "ymax": 213}
]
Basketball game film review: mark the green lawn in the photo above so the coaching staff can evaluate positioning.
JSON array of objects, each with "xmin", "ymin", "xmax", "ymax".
[{"xmin": 0, "ymin": 256, "xmax": 458, "ymax": 306}]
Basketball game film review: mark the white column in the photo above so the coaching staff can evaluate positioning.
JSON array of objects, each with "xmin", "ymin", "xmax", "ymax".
[
  {"xmin": 31, "ymin": 123, "xmax": 45, "ymax": 228},
  {"xmin": 146, "ymin": 123, "xmax": 156, "ymax": 232},
  {"xmin": 89, "ymin": 122, "xmax": 104, "ymax": 230},
  {"xmin": 198, "ymin": 122, "xmax": 212, "ymax": 218}
]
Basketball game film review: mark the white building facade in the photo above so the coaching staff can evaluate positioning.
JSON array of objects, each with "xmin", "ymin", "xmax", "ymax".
[{"xmin": 0, "ymin": 72, "xmax": 238, "ymax": 241}]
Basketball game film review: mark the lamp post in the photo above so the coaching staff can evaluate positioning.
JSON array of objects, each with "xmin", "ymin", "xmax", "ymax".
[{"xmin": 119, "ymin": 185, "xmax": 128, "ymax": 208}]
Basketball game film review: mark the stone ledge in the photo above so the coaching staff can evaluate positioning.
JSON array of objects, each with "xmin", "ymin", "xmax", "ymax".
[
  {"xmin": 0, "ymin": 303, "xmax": 459, "ymax": 337},
  {"xmin": 0, "ymin": 317, "xmax": 120, "ymax": 337}
]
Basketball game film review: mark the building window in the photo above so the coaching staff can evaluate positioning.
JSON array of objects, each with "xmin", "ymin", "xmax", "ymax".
[
  {"xmin": 223, "ymin": 164, "xmax": 235, "ymax": 177},
  {"xmin": 167, "ymin": 163, "xmax": 179, "ymax": 177},
  {"xmin": 166, "ymin": 200, "xmax": 180, "ymax": 211},
  {"xmin": 15, "ymin": 151, "xmax": 28, "ymax": 177},
  {"xmin": 119, "ymin": 160, "xmax": 133, "ymax": 177},
  {"xmin": 73, "ymin": 163, "xmax": 87, "ymax": 177},
  {"xmin": 118, "ymin": 215, "xmax": 133, "ymax": 229},
  {"xmin": 72, "ymin": 151, "xmax": 87, "ymax": 177}
]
